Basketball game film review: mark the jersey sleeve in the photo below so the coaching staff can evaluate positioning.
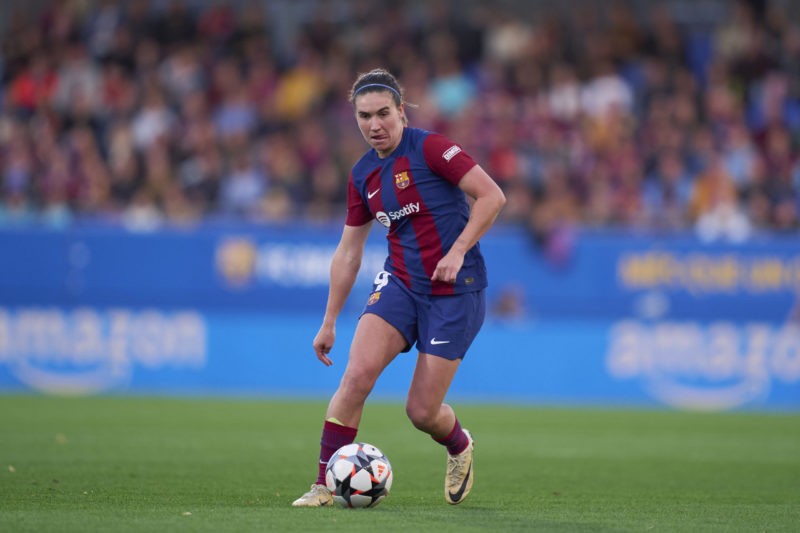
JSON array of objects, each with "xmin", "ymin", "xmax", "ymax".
[
  {"xmin": 345, "ymin": 174, "xmax": 373, "ymax": 226},
  {"xmin": 422, "ymin": 133, "xmax": 478, "ymax": 185}
]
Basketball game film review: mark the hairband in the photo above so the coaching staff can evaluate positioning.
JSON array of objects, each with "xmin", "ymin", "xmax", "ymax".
[{"xmin": 354, "ymin": 83, "xmax": 401, "ymax": 100}]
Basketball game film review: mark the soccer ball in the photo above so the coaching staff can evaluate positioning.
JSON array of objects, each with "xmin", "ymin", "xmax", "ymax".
[{"xmin": 325, "ymin": 442, "xmax": 393, "ymax": 508}]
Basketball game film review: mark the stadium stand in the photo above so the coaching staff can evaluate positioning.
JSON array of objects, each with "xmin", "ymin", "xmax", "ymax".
[{"xmin": 0, "ymin": 0, "xmax": 797, "ymax": 241}]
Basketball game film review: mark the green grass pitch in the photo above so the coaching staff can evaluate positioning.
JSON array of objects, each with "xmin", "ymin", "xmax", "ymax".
[{"xmin": 0, "ymin": 395, "xmax": 798, "ymax": 532}]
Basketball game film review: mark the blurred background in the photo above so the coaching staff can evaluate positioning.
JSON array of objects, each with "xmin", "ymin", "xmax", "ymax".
[{"xmin": 0, "ymin": 0, "xmax": 798, "ymax": 411}]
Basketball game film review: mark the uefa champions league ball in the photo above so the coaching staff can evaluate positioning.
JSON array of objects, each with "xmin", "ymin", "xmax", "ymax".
[{"xmin": 325, "ymin": 442, "xmax": 393, "ymax": 508}]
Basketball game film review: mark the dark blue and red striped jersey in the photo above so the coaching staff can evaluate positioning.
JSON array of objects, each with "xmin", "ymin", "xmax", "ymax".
[{"xmin": 346, "ymin": 127, "xmax": 487, "ymax": 295}]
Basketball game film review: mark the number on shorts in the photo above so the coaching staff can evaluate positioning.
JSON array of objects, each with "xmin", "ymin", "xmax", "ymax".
[{"xmin": 373, "ymin": 270, "xmax": 390, "ymax": 292}]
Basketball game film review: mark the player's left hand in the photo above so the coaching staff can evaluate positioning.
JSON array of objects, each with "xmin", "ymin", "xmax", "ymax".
[{"xmin": 431, "ymin": 250, "xmax": 464, "ymax": 284}]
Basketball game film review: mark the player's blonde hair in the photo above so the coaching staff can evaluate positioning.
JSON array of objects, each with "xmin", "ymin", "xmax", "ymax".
[
  {"xmin": 349, "ymin": 68, "xmax": 403, "ymax": 105},
  {"xmin": 349, "ymin": 68, "xmax": 416, "ymax": 125}
]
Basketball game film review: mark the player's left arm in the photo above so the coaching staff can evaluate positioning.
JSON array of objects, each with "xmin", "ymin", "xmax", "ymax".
[{"xmin": 431, "ymin": 165, "xmax": 506, "ymax": 284}]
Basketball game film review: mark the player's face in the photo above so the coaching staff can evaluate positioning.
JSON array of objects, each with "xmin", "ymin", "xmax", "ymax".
[{"xmin": 354, "ymin": 91, "xmax": 405, "ymax": 158}]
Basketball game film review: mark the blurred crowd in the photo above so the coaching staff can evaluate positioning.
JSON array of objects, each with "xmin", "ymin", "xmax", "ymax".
[{"xmin": 0, "ymin": 0, "xmax": 798, "ymax": 242}]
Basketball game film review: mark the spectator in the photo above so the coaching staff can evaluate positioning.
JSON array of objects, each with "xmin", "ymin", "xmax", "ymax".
[
  {"xmin": 721, "ymin": 120, "xmax": 760, "ymax": 189},
  {"xmin": 6, "ymin": 51, "xmax": 58, "ymax": 116},
  {"xmin": 131, "ymin": 84, "xmax": 176, "ymax": 151},
  {"xmin": 218, "ymin": 148, "xmax": 266, "ymax": 217},
  {"xmin": 642, "ymin": 149, "xmax": 694, "ymax": 230}
]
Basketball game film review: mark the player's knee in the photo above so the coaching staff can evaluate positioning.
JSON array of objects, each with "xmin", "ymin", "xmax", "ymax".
[
  {"xmin": 405, "ymin": 401, "xmax": 436, "ymax": 432},
  {"xmin": 339, "ymin": 367, "xmax": 377, "ymax": 400}
]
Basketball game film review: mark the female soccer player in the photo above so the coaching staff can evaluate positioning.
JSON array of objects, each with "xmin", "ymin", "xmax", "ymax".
[{"xmin": 292, "ymin": 68, "xmax": 505, "ymax": 507}]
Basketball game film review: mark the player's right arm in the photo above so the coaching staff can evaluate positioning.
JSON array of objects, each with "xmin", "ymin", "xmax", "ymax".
[{"xmin": 313, "ymin": 221, "xmax": 373, "ymax": 366}]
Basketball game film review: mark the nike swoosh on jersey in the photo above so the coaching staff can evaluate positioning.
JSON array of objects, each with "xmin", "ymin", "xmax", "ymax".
[
  {"xmin": 448, "ymin": 460, "xmax": 472, "ymax": 502},
  {"xmin": 430, "ymin": 338, "xmax": 450, "ymax": 345},
  {"xmin": 367, "ymin": 189, "xmax": 380, "ymax": 199}
]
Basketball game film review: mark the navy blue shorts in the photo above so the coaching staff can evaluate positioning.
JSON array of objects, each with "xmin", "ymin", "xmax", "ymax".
[{"xmin": 359, "ymin": 271, "xmax": 485, "ymax": 360}]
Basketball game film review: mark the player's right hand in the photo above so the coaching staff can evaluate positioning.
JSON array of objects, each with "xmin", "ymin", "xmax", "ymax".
[{"xmin": 313, "ymin": 325, "xmax": 335, "ymax": 366}]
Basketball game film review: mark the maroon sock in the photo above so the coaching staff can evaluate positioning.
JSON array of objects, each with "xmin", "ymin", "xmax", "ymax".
[
  {"xmin": 433, "ymin": 418, "xmax": 468, "ymax": 455},
  {"xmin": 316, "ymin": 419, "xmax": 358, "ymax": 485}
]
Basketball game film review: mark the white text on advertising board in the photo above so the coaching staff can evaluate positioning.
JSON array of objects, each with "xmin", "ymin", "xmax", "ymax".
[
  {"xmin": 606, "ymin": 320, "xmax": 800, "ymax": 410},
  {"xmin": 0, "ymin": 307, "xmax": 206, "ymax": 395}
]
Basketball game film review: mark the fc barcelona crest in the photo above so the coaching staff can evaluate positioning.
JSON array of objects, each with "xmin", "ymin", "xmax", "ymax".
[{"xmin": 394, "ymin": 171, "xmax": 410, "ymax": 189}]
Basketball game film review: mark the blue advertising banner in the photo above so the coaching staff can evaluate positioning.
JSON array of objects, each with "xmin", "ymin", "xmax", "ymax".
[
  {"xmin": 0, "ymin": 307, "xmax": 797, "ymax": 411},
  {"xmin": 0, "ymin": 223, "xmax": 798, "ymax": 411},
  {"xmin": 2, "ymin": 224, "xmax": 797, "ymax": 320}
]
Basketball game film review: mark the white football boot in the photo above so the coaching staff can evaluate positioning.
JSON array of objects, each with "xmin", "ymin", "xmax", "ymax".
[
  {"xmin": 445, "ymin": 429, "xmax": 474, "ymax": 505},
  {"xmin": 291, "ymin": 484, "xmax": 332, "ymax": 507}
]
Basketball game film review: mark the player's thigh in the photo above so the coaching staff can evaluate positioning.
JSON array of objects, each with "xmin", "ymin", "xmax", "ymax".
[
  {"xmin": 345, "ymin": 313, "xmax": 408, "ymax": 381},
  {"xmin": 407, "ymin": 352, "xmax": 461, "ymax": 410}
]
